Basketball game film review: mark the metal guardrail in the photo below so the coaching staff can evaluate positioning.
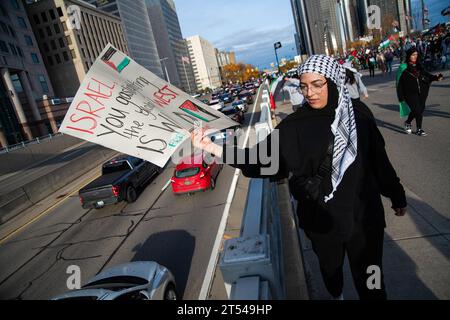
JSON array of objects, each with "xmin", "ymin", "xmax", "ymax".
[
  {"xmin": 219, "ymin": 88, "xmax": 286, "ymax": 300},
  {"xmin": 0, "ymin": 132, "xmax": 62, "ymax": 154}
]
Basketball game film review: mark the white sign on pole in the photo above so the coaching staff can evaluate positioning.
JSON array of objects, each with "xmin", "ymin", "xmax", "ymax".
[{"xmin": 59, "ymin": 44, "xmax": 237, "ymax": 167}]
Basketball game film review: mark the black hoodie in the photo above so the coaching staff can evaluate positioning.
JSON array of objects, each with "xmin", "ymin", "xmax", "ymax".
[
  {"xmin": 221, "ymin": 81, "xmax": 406, "ymax": 240},
  {"xmin": 397, "ymin": 47, "xmax": 440, "ymax": 102}
]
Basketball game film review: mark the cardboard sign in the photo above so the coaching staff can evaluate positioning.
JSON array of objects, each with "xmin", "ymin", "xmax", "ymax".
[{"xmin": 59, "ymin": 44, "xmax": 237, "ymax": 167}]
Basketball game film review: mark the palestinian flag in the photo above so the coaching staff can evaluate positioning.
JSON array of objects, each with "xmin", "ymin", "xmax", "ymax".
[
  {"xmin": 379, "ymin": 35, "xmax": 395, "ymax": 50},
  {"xmin": 395, "ymin": 63, "xmax": 411, "ymax": 118},
  {"xmin": 346, "ymin": 50, "xmax": 358, "ymax": 63}
]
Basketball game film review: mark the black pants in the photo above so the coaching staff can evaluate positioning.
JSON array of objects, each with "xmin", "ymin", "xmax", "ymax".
[
  {"xmin": 369, "ymin": 66, "xmax": 375, "ymax": 77},
  {"xmin": 305, "ymin": 223, "xmax": 387, "ymax": 300},
  {"xmin": 405, "ymin": 93, "xmax": 427, "ymax": 129}
]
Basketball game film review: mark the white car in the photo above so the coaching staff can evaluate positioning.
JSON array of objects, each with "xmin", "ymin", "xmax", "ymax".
[
  {"xmin": 52, "ymin": 261, "xmax": 178, "ymax": 300},
  {"xmin": 232, "ymin": 99, "xmax": 247, "ymax": 112},
  {"xmin": 208, "ymin": 99, "xmax": 224, "ymax": 110}
]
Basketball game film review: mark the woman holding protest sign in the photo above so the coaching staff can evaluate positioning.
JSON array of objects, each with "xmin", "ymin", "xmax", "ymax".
[{"xmin": 191, "ymin": 55, "xmax": 407, "ymax": 300}]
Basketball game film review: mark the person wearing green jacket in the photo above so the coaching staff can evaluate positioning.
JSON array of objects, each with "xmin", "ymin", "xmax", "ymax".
[{"xmin": 396, "ymin": 47, "xmax": 443, "ymax": 136}]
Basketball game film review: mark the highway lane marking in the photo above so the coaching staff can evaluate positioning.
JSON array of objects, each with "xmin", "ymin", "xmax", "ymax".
[
  {"xmin": 0, "ymin": 172, "xmax": 101, "ymax": 245},
  {"xmin": 199, "ymin": 83, "xmax": 263, "ymax": 300},
  {"xmin": 161, "ymin": 179, "xmax": 172, "ymax": 192}
]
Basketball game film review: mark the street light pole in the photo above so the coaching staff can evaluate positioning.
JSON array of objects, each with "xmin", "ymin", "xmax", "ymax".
[
  {"xmin": 181, "ymin": 59, "xmax": 192, "ymax": 93},
  {"xmin": 274, "ymin": 41, "xmax": 282, "ymax": 74},
  {"xmin": 159, "ymin": 57, "xmax": 170, "ymax": 84}
]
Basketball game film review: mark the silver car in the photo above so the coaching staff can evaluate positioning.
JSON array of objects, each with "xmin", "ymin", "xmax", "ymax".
[{"xmin": 53, "ymin": 261, "xmax": 178, "ymax": 300}]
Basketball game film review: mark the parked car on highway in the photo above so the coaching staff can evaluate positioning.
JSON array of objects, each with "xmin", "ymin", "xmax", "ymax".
[
  {"xmin": 171, "ymin": 153, "xmax": 222, "ymax": 194},
  {"xmin": 219, "ymin": 104, "xmax": 244, "ymax": 124},
  {"xmin": 245, "ymin": 83, "xmax": 256, "ymax": 95},
  {"xmin": 238, "ymin": 90, "xmax": 253, "ymax": 105},
  {"xmin": 232, "ymin": 99, "xmax": 247, "ymax": 113},
  {"xmin": 208, "ymin": 98, "xmax": 224, "ymax": 110},
  {"xmin": 79, "ymin": 155, "xmax": 161, "ymax": 209},
  {"xmin": 53, "ymin": 261, "xmax": 177, "ymax": 300},
  {"xmin": 219, "ymin": 93, "xmax": 233, "ymax": 104}
]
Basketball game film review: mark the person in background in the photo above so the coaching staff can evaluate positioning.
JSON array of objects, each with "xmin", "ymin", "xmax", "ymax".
[
  {"xmin": 384, "ymin": 49, "xmax": 394, "ymax": 75},
  {"xmin": 397, "ymin": 47, "xmax": 444, "ymax": 136},
  {"xmin": 282, "ymin": 74, "xmax": 304, "ymax": 112},
  {"xmin": 343, "ymin": 62, "xmax": 368, "ymax": 103},
  {"xmin": 368, "ymin": 53, "xmax": 376, "ymax": 77}
]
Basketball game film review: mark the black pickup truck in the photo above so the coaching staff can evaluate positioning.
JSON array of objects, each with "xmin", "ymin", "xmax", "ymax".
[{"xmin": 79, "ymin": 155, "xmax": 161, "ymax": 209}]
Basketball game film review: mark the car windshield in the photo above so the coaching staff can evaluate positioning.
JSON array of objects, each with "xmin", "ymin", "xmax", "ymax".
[
  {"xmin": 83, "ymin": 276, "xmax": 148, "ymax": 291},
  {"xmin": 102, "ymin": 161, "xmax": 132, "ymax": 174},
  {"xmin": 232, "ymin": 101, "xmax": 243, "ymax": 106},
  {"xmin": 175, "ymin": 167, "xmax": 200, "ymax": 178}
]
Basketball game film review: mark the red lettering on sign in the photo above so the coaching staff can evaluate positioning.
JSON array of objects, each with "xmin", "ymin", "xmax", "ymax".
[
  {"xmin": 75, "ymin": 100, "xmax": 105, "ymax": 118},
  {"xmin": 67, "ymin": 113, "xmax": 97, "ymax": 134},
  {"xmin": 84, "ymin": 78, "xmax": 115, "ymax": 106}
]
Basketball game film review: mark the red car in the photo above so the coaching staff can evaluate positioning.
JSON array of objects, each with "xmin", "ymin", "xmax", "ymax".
[{"xmin": 171, "ymin": 153, "xmax": 222, "ymax": 194}]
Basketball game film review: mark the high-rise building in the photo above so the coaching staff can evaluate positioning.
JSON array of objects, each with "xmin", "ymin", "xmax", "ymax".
[
  {"xmin": 26, "ymin": 0, "xmax": 128, "ymax": 98},
  {"xmin": 291, "ymin": 0, "xmax": 348, "ymax": 55},
  {"xmin": 410, "ymin": 0, "xmax": 448, "ymax": 31},
  {"xmin": 290, "ymin": 0, "xmax": 313, "ymax": 55},
  {"xmin": 215, "ymin": 49, "xmax": 236, "ymax": 86},
  {"xmin": 145, "ymin": 0, "xmax": 196, "ymax": 94},
  {"xmin": 0, "ymin": 0, "xmax": 55, "ymax": 146},
  {"xmin": 87, "ymin": 0, "xmax": 164, "ymax": 78},
  {"xmin": 215, "ymin": 49, "xmax": 236, "ymax": 67},
  {"xmin": 186, "ymin": 35, "xmax": 221, "ymax": 91},
  {"xmin": 362, "ymin": 0, "xmax": 413, "ymax": 34}
]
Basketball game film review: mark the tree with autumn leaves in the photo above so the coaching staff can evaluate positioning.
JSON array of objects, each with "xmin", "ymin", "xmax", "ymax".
[{"xmin": 222, "ymin": 63, "xmax": 261, "ymax": 84}]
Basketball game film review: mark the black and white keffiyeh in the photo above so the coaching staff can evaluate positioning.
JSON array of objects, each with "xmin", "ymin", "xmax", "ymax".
[{"xmin": 298, "ymin": 55, "xmax": 358, "ymax": 203}]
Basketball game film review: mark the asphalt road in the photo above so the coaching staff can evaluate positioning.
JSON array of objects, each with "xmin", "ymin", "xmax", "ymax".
[{"xmin": 0, "ymin": 88, "xmax": 262, "ymax": 300}]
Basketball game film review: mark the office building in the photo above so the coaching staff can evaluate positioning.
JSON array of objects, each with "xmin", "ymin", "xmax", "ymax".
[
  {"xmin": 186, "ymin": 35, "xmax": 221, "ymax": 91},
  {"xmin": 26, "ymin": 0, "xmax": 128, "ymax": 98},
  {"xmin": 145, "ymin": 0, "xmax": 196, "ymax": 93},
  {"xmin": 0, "ymin": 0, "xmax": 55, "ymax": 146},
  {"xmin": 87, "ymin": 0, "xmax": 164, "ymax": 78}
]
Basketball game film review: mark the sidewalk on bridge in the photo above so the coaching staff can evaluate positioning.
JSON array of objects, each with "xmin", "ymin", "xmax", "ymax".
[
  {"xmin": 207, "ymin": 92, "xmax": 310, "ymax": 300},
  {"xmin": 273, "ymin": 78, "xmax": 450, "ymax": 300}
]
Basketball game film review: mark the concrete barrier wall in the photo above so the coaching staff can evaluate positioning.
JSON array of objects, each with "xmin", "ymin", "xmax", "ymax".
[
  {"xmin": 0, "ymin": 146, "xmax": 118, "ymax": 224},
  {"xmin": 0, "ymin": 134, "xmax": 83, "ymax": 176}
]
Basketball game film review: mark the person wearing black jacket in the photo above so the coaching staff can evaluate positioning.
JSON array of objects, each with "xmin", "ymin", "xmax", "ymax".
[
  {"xmin": 397, "ymin": 47, "xmax": 444, "ymax": 136},
  {"xmin": 191, "ymin": 55, "xmax": 407, "ymax": 300}
]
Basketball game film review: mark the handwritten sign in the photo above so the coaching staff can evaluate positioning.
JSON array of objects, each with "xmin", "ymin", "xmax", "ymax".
[{"xmin": 59, "ymin": 44, "xmax": 237, "ymax": 167}]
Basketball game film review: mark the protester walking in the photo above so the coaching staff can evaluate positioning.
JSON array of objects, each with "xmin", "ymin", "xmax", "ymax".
[
  {"xmin": 282, "ymin": 74, "xmax": 304, "ymax": 112},
  {"xmin": 192, "ymin": 55, "xmax": 407, "ymax": 300},
  {"xmin": 385, "ymin": 49, "xmax": 394, "ymax": 74},
  {"xmin": 343, "ymin": 63, "xmax": 368, "ymax": 104},
  {"xmin": 396, "ymin": 47, "xmax": 444, "ymax": 136},
  {"xmin": 368, "ymin": 53, "xmax": 376, "ymax": 77}
]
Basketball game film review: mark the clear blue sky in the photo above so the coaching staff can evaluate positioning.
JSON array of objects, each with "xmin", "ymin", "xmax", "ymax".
[{"xmin": 173, "ymin": 0, "xmax": 297, "ymax": 70}]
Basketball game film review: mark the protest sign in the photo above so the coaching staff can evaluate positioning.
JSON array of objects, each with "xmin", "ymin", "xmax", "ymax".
[{"xmin": 59, "ymin": 44, "xmax": 237, "ymax": 167}]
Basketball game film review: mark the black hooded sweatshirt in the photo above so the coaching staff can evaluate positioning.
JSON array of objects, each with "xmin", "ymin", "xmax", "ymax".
[
  {"xmin": 220, "ymin": 81, "xmax": 406, "ymax": 241},
  {"xmin": 397, "ymin": 47, "xmax": 440, "ymax": 104}
]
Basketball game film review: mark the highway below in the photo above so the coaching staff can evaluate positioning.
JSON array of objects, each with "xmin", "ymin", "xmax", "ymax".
[{"xmin": 0, "ymin": 87, "xmax": 263, "ymax": 300}]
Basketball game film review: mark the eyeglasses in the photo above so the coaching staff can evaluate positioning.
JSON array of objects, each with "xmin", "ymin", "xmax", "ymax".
[{"xmin": 299, "ymin": 80, "xmax": 328, "ymax": 95}]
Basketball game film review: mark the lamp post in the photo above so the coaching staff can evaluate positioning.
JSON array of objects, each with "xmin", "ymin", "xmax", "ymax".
[
  {"xmin": 159, "ymin": 57, "xmax": 170, "ymax": 84},
  {"xmin": 274, "ymin": 41, "xmax": 282, "ymax": 75}
]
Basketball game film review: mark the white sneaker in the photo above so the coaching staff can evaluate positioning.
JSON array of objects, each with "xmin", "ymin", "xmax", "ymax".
[{"xmin": 404, "ymin": 122, "xmax": 412, "ymax": 134}]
